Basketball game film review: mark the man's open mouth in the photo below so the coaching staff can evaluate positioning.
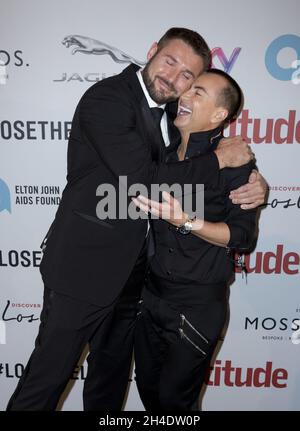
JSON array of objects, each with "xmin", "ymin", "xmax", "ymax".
[{"xmin": 177, "ymin": 103, "xmax": 192, "ymax": 116}]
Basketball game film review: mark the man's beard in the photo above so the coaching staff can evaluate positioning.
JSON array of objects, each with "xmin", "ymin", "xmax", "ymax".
[{"xmin": 142, "ymin": 60, "xmax": 178, "ymax": 104}]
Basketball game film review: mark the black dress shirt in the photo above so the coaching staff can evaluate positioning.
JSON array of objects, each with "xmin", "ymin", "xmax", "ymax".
[{"xmin": 148, "ymin": 126, "xmax": 258, "ymax": 302}]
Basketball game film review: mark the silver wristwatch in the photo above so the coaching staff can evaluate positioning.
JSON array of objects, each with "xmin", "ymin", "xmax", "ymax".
[{"xmin": 177, "ymin": 215, "xmax": 196, "ymax": 235}]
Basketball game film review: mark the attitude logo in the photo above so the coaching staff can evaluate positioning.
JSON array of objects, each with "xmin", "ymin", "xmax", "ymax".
[
  {"xmin": 206, "ymin": 360, "xmax": 288, "ymax": 388},
  {"xmin": 0, "ymin": 179, "xmax": 11, "ymax": 213},
  {"xmin": 265, "ymin": 34, "xmax": 300, "ymax": 83},
  {"xmin": 235, "ymin": 244, "xmax": 300, "ymax": 275}
]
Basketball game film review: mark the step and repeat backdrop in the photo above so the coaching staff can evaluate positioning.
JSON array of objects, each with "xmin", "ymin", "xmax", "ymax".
[{"xmin": 0, "ymin": 0, "xmax": 299, "ymax": 411}]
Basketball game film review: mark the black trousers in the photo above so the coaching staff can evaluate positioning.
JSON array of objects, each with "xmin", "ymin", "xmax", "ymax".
[
  {"xmin": 7, "ymin": 242, "xmax": 147, "ymax": 411},
  {"xmin": 134, "ymin": 286, "xmax": 228, "ymax": 411}
]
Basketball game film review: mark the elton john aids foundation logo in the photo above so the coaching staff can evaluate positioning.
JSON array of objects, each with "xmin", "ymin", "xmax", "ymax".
[{"xmin": 0, "ymin": 179, "xmax": 11, "ymax": 213}]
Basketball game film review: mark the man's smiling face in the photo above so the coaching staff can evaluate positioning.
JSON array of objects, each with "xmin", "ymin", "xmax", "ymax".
[
  {"xmin": 175, "ymin": 72, "xmax": 230, "ymax": 132},
  {"xmin": 142, "ymin": 38, "xmax": 205, "ymax": 104}
]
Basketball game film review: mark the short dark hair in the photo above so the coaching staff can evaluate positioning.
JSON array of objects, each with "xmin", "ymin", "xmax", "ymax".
[
  {"xmin": 157, "ymin": 27, "xmax": 211, "ymax": 71},
  {"xmin": 207, "ymin": 68, "xmax": 243, "ymax": 123}
]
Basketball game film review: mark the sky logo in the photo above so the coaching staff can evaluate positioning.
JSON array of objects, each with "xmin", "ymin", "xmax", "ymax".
[
  {"xmin": 0, "ymin": 179, "xmax": 11, "ymax": 213},
  {"xmin": 265, "ymin": 34, "xmax": 300, "ymax": 82},
  {"xmin": 211, "ymin": 47, "xmax": 242, "ymax": 73}
]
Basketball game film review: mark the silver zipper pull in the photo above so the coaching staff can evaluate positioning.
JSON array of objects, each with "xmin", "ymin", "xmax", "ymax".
[{"xmin": 180, "ymin": 313, "xmax": 185, "ymax": 327}]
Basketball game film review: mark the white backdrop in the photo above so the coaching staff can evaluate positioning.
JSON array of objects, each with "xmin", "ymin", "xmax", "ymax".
[{"xmin": 0, "ymin": 0, "xmax": 299, "ymax": 411}]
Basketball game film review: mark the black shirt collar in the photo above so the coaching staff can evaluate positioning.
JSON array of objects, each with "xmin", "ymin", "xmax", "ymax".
[
  {"xmin": 167, "ymin": 126, "xmax": 223, "ymax": 161},
  {"xmin": 186, "ymin": 126, "xmax": 223, "ymax": 156}
]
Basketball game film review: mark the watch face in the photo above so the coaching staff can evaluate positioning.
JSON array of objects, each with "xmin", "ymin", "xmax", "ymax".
[{"xmin": 179, "ymin": 225, "xmax": 191, "ymax": 235}]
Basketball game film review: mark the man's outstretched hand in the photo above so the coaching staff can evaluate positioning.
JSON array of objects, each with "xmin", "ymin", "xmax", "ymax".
[{"xmin": 132, "ymin": 192, "xmax": 188, "ymax": 227}]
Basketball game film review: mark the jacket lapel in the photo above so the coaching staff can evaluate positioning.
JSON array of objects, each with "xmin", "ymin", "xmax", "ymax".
[
  {"xmin": 122, "ymin": 64, "xmax": 166, "ymax": 162},
  {"xmin": 140, "ymin": 98, "xmax": 165, "ymax": 162}
]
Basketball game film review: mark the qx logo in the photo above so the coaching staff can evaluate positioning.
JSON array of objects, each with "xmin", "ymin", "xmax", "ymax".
[
  {"xmin": 0, "ymin": 179, "xmax": 11, "ymax": 213},
  {"xmin": 265, "ymin": 34, "xmax": 300, "ymax": 83}
]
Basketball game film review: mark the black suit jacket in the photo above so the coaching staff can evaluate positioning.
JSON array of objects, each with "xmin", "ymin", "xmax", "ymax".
[{"xmin": 40, "ymin": 64, "xmax": 220, "ymax": 306}]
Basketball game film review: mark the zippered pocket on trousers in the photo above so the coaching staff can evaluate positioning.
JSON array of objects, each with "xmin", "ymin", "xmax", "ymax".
[{"xmin": 178, "ymin": 313, "xmax": 210, "ymax": 356}]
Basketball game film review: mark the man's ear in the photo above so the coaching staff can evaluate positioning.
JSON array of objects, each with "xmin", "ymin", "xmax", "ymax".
[
  {"xmin": 147, "ymin": 42, "xmax": 158, "ymax": 61},
  {"xmin": 212, "ymin": 108, "xmax": 228, "ymax": 124}
]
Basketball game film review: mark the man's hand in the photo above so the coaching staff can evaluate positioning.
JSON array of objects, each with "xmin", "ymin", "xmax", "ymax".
[
  {"xmin": 132, "ymin": 192, "xmax": 188, "ymax": 227},
  {"xmin": 229, "ymin": 169, "xmax": 268, "ymax": 210},
  {"xmin": 215, "ymin": 135, "xmax": 254, "ymax": 169}
]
